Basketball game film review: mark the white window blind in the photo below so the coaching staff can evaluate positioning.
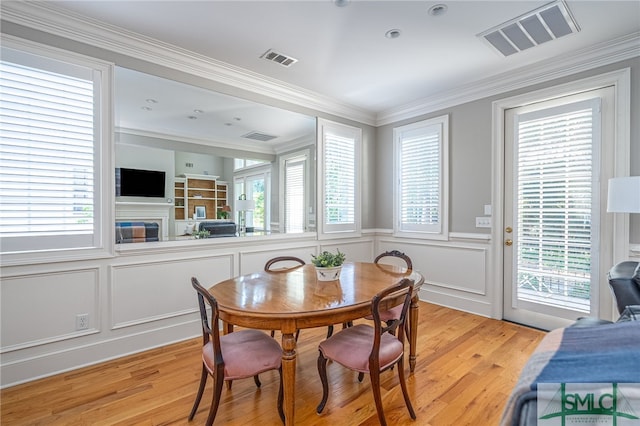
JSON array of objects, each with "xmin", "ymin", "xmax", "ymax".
[
  {"xmin": 284, "ymin": 156, "xmax": 305, "ymax": 233},
  {"xmin": 0, "ymin": 45, "xmax": 102, "ymax": 255},
  {"xmin": 325, "ymin": 132, "xmax": 355, "ymax": 224},
  {"xmin": 394, "ymin": 116, "xmax": 448, "ymax": 236},
  {"xmin": 318, "ymin": 119, "xmax": 361, "ymax": 235},
  {"xmin": 516, "ymin": 99, "xmax": 598, "ymax": 309}
]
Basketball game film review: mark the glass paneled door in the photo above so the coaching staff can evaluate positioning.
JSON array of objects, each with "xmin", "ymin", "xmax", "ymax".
[
  {"xmin": 503, "ymin": 88, "xmax": 613, "ymax": 330},
  {"xmin": 234, "ymin": 172, "xmax": 269, "ymax": 233}
]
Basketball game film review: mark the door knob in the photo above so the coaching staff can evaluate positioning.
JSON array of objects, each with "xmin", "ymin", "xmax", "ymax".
[
  {"xmin": 505, "ymin": 227, "xmax": 512, "ymax": 233},
  {"xmin": 505, "ymin": 239, "xmax": 513, "ymax": 246}
]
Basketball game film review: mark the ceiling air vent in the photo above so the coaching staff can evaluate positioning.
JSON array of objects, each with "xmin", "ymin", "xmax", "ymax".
[
  {"xmin": 260, "ymin": 49, "xmax": 298, "ymax": 67},
  {"xmin": 478, "ymin": 0, "xmax": 579, "ymax": 57},
  {"xmin": 242, "ymin": 131, "xmax": 278, "ymax": 142}
]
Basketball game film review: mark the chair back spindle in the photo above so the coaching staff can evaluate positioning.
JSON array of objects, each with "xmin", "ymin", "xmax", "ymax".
[
  {"xmin": 264, "ymin": 256, "xmax": 305, "ymax": 272},
  {"xmin": 374, "ymin": 250, "xmax": 413, "ymax": 270}
]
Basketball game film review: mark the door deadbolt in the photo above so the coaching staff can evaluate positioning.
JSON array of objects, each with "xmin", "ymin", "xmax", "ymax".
[{"xmin": 505, "ymin": 227, "xmax": 512, "ymax": 233}]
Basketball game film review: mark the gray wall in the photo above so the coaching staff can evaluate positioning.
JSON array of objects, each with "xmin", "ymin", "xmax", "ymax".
[
  {"xmin": 376, "ymin": 57, "xmax": 640, "ymax": 242},
  {"xmin": 2, "ymin": 20, "xmax": 637, "ymax": 241}
]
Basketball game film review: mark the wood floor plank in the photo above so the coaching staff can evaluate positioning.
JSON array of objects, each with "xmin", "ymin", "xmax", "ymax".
[{"xmin": 1, "ymin": 302, "xmax": 545, "ymax": 425}]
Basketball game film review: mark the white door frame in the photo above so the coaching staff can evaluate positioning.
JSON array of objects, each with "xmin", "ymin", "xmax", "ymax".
[{"xmin": 490, "ymin": 68, "xmax": 631, "ymax": 323}]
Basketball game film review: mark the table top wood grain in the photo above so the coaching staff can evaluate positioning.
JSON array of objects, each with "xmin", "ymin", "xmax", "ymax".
[{"xmin": 209, "ymin": 262, "xmax": 423, "ymax": 324}]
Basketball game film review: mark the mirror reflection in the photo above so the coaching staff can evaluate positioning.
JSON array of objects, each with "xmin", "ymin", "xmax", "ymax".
[{"xmin": 114, "ymin": 67, "xmax": 317, "ymax": 242}]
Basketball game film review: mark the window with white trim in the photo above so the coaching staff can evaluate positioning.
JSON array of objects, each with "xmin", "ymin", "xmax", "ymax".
[
  {"xmin": 234, "ymin": 158, "xmax": 268, "ymax": 170},
  {"xmin": 393, "ymin": 115, "xmax": 449, "ymax": 238},
  {"xmin": 0, "ymin": 41, "xmax": 110, "ymax": 256},
  {"xmin": 318, "ymin": 119, "xmax": 361, "ymax": 236},
  {"xmin": 280, "ymin": 151, "xmax": 308, "ymax": 233}
]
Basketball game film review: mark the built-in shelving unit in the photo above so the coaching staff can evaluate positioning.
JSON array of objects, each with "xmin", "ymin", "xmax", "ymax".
[
  {"xmin": 174, "ymin": 174, "xmax": 228, "ymax": 221},
  {"xmin": 174, "ymin": 177, "xmax": 186, "ymax": 220}
]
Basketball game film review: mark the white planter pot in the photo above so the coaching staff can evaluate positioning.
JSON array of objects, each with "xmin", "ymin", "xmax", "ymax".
[{"xmin": 315, "ymin": 266, "xmax": 342, "ymax": 281}]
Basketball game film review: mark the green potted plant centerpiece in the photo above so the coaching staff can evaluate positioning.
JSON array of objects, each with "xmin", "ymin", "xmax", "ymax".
[{"xmin": 311, "ymin": 249, "xmax": 346, "ymax": 281}]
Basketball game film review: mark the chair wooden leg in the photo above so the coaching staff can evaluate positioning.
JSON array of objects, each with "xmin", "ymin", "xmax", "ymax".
[
  {"xmin": 369, "ymin": 368, "xmax": 387, "ymax": 426},
  {"xmin": 397, "ymin": 357, "xmax": 416, "ymax": 419},
  {"xmin": 226, "ymin": 380, "xmax": 232, "ymax": 390},
  {"xmin": 188, "ymin": 364, "xmax": 208, "ymax": 421},
  {"xmin": 271, "ymin": 330, "xmax": 276, "ymax": 338},
  {"xmin": 326, "ymin": 325, "xmax": 334, "ymax": 338},
  {"xmin": 316, "ymin": 351, "xmax": 330, "ymax": 413},
  {"xmin": 277, "ymin": 368, "xmax": 285, "ymax": 423},
  {"xmin": 206, "ymin": 365, "xmax": 225, "ymax": 426},
  {"xmin": 254, "ymin": 374, "xmax": 261, "ymax": 388}
]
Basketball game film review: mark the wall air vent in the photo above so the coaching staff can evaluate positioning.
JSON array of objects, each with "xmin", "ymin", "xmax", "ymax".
[
  {"xmin": 260, "ymin": 49, "xmax": 298, "ymax": 67},
  {"xmin": 478, "ymin": 0, "xmax": 579, "ymax": 57},
  {"xmin": 242, "ymin": 131, "xmax": 278, "ymax": 142}
]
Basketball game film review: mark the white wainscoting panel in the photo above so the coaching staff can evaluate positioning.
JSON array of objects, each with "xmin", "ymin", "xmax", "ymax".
[
  {"xmin": 1, "ymin": 268, "xmax": 99, "ymax": 351},
  {"xmin": 110, "ymin": 254, "xmax": 234, "ymax": 329},
  {"xmin": 239, "ymin": 244, "xmax": 318, "ymax": 275},
  {"xmin": 378, "ymin": 238, "xmax": 492, "ymax": 317},
  {"xmin": 379, "ymin": 240, "xmax": 487, "ymax": 295},
  {"xmin": 319, "ymin": 238, "xmax": 375, "ymax": 264},
  {"xmin": 421, "ymin": 244, "xmax": 487, "ymax": 295}
]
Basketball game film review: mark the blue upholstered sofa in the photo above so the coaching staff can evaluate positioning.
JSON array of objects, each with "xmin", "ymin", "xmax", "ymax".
[{"xmin": 198, "ymin": 221, "xmax": 237, "ymax": 237}]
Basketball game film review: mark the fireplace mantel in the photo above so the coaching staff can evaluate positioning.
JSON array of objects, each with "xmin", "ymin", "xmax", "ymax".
[{"xmin": 115, "ymin": 201, "xmax": 171, "ymax": 241}]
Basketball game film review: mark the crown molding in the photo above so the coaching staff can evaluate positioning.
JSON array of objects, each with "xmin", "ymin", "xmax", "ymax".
[
  {"xmin": 273, "ymin": 134, "xmax": 316, "ymax": 156},
  {"xmin": 2, "ymin": 2, "xmax": 638, "ymax": 129},
  {"xmin": 0, "ymin": 1, "xmax": 376, "ymax": 126},
  {"xmin": 116, "ymin": 127, "xmax": 278, "ymax": 157},
  {"xmin": 376, "ymin": 32, "xmax": 640, "ymax": 126}
]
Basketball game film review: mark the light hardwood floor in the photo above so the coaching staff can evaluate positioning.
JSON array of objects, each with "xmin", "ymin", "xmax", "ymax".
[{"xmin": 1, "ymin": 302, "xmax": 545, "ymax": 425}]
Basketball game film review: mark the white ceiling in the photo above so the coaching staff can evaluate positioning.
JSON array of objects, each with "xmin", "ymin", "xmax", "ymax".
[
  {"xmin": 114, "ymin": 67, "xmax": 317, "ymax": 153},
  {"xmin": 23, "ymin": 1, "xmax": 640, "ymax": 148}
]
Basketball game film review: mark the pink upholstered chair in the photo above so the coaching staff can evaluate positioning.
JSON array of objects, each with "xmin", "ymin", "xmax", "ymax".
[
  {"xmin": 316, "ymin": 278, "xmax": 416, "ymax": 426},
  {"xmin": 367, "ymin": 250, "xmax": 413, "ymax": 333},
  {"xmin": 264, "ymin": 256, "xmax": 305, "ymax": 341},
  {"xmin": 189, "ymin": 277, "xmax": 284, "ymax": 425}
]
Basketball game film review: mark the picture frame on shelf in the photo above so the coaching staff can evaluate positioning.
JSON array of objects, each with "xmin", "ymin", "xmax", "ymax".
[{"xmin": 195, "ymin": 206, "xmax": 206, "ymax": 219}]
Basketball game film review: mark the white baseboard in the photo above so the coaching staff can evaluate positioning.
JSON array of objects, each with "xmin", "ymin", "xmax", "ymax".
[{"xmin": 1, "ymin": 319, "xmax": 198, "ymax": 389}]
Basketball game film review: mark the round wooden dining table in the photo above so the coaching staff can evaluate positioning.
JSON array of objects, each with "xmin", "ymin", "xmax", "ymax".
[{"xmin": 208, "ymin": 261, "xmax": 424, "ymax": 426}]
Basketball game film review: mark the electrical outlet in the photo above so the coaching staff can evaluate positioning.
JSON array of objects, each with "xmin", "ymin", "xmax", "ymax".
[
  {"xmin": 76, "ymin": 313, "xmax": 89, "ymax": 330},
  {"xmin": 476, "ymin": 217, "xmax": 492, "ymax": 228}
]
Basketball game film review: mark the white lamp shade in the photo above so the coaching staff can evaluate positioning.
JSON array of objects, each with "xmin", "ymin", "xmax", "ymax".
[
  {"xmin": 607, "ymin": 176, "xmax": 640, "ymax": 213},
  {"xmin": 236, "ymin": 198, "xmax": 255, "ymax": 211}
]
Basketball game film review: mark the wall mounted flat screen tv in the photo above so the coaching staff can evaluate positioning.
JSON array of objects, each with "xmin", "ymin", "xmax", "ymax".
[{"xmin": 115, "ymin": 167, "xmax": 166, "ymax": 198}]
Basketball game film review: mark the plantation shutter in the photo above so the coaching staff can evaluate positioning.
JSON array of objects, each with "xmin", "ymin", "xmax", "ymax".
[
  {"xmin": 284, "ymin": 156, "xmax": 305, "ymax": 233},
  {"xmin": 0, "ymin": 48, "xmax": 99, "ymax": 253},
  {"xmin": 324, "ymin": 131, "xmax": 355, "ymax": 226},
  {"xmin": 515, "ymin": 99, "xmax": 598, "ymax": 310},
  {"xmin": 397, "ymin": 122, "xmax": 442, "ymax": 233}
]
